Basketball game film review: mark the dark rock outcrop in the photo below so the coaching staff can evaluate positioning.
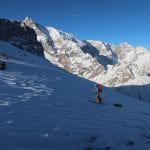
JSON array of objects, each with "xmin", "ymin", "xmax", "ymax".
[{"xmin": 0, "ymin": 18, "xmax": 44, "ymax": 56}]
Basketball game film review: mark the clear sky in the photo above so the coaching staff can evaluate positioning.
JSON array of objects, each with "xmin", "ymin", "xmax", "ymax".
[{"xmin": 0, "ymin": 0, "xmax": 150, "ymax": 47}]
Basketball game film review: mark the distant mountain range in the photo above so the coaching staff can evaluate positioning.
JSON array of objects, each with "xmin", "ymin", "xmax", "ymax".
[{"xmin": 0, "ymin": 17, "xmax": 150, "ymax": 102}]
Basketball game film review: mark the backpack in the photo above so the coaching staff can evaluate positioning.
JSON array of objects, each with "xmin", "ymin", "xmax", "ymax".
[{"xmin": 97, "ymin": 84, "xmax": 102, "ymax": 92}]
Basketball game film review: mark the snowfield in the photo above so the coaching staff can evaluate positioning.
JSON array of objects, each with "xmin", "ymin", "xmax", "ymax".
[{"xmin": 0, "ymin": 41, "xmax": 150, "ymax": 150}]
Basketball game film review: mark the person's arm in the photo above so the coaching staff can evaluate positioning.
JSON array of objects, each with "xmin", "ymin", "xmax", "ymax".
[{"xmin": 94, "ymin": 83, "xmax": 98, "ymax": 93}]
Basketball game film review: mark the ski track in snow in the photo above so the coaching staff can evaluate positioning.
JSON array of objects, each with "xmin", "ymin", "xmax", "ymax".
[{"xmin": 0, "ymin": 70, "xmax": 53, "ymax": 106}]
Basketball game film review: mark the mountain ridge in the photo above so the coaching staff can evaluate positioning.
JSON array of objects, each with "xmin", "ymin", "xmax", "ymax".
[{"xmin": 0, "ymin": 17, "xmax": 150, "ymax": 102}]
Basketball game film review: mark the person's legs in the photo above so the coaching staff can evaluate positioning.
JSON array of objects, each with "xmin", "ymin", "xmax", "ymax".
[
  {"xmin": 98, "ymin": 95, "xmax": 102, "ymax": 103},
  {"xmin": 96, "ymin": 92, "xmax": 101, "ymax": 103}
]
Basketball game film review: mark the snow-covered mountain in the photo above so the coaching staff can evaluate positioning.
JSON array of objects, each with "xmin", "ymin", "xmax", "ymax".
[
  {"xmin": 0, "ymin": 17, "xmax": 150, "ymax": 102},
  {"xmin": 1, "ymin": 41, "xmax": 150, "ymax": 150}
]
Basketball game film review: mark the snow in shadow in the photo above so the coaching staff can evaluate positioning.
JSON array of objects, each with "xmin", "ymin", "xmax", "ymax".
[
  {"xmin": 81, "ymin": 40, "xmax": 117, "ymax": 70},
  {"xmin": 111, "ymin": 84, "xmax": 150, "ymax": 103}
]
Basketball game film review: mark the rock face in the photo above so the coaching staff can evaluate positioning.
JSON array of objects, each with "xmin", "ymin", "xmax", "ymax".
[
  {"xmin": 0, "ymin": 18, "xmax": 44, "ymax": 56},
  {"xmin": 0, "ymin": 17, "xmax": 150, "ymax": 102}
]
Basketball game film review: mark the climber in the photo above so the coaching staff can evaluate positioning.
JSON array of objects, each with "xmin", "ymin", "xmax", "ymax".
[{"xmin": 94, "ymin": 83, "xmax": 102, "ymax": 104}]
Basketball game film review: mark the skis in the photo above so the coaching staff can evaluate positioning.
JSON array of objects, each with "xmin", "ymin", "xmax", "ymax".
[
  {"xmin": 88, "ymin": 100, "xmax": 107, "ymax": 105},
  {"xmin": 88, "ymin": 101, "xmax": 123, "ymax": 107}
]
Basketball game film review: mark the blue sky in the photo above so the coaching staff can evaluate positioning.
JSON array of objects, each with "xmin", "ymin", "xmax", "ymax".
[{"xmin": 0, "ymin": 0, "xmax": 150, "ymax": 47}]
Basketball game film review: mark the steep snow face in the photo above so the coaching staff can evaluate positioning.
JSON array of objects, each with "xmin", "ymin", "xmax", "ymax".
[
  {"xmin": 98, "ymin": 43, "xmax": 150, "ymax": 102},
  {"xmin": 1, "ymin": 41, "xmax": 150, "ymax": 150},
  {"xmin": 134, "ymin": 47, "xmax": 150, "ymax": 75},
  {"xmin": 29, "ymin": 23, "xmax": 105, "ymax": 78},
  {"xmin": 86, "ymin": 40, "xmax": 117, "ymax": 64}
]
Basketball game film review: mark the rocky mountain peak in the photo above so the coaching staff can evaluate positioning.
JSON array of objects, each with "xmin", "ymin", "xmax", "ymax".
[
  {"xmin": 0, "ymin": 18, "xmax": 44, "ymax": 56},
  {"xmin": 23, "ymin": 17, "xmax": 34, "ymax": 27}
]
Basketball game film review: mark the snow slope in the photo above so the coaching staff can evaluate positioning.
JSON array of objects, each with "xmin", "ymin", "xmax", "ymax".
[{"xmin": 0, "ymin": 41, "xmax": 150, "ymax": 150}]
